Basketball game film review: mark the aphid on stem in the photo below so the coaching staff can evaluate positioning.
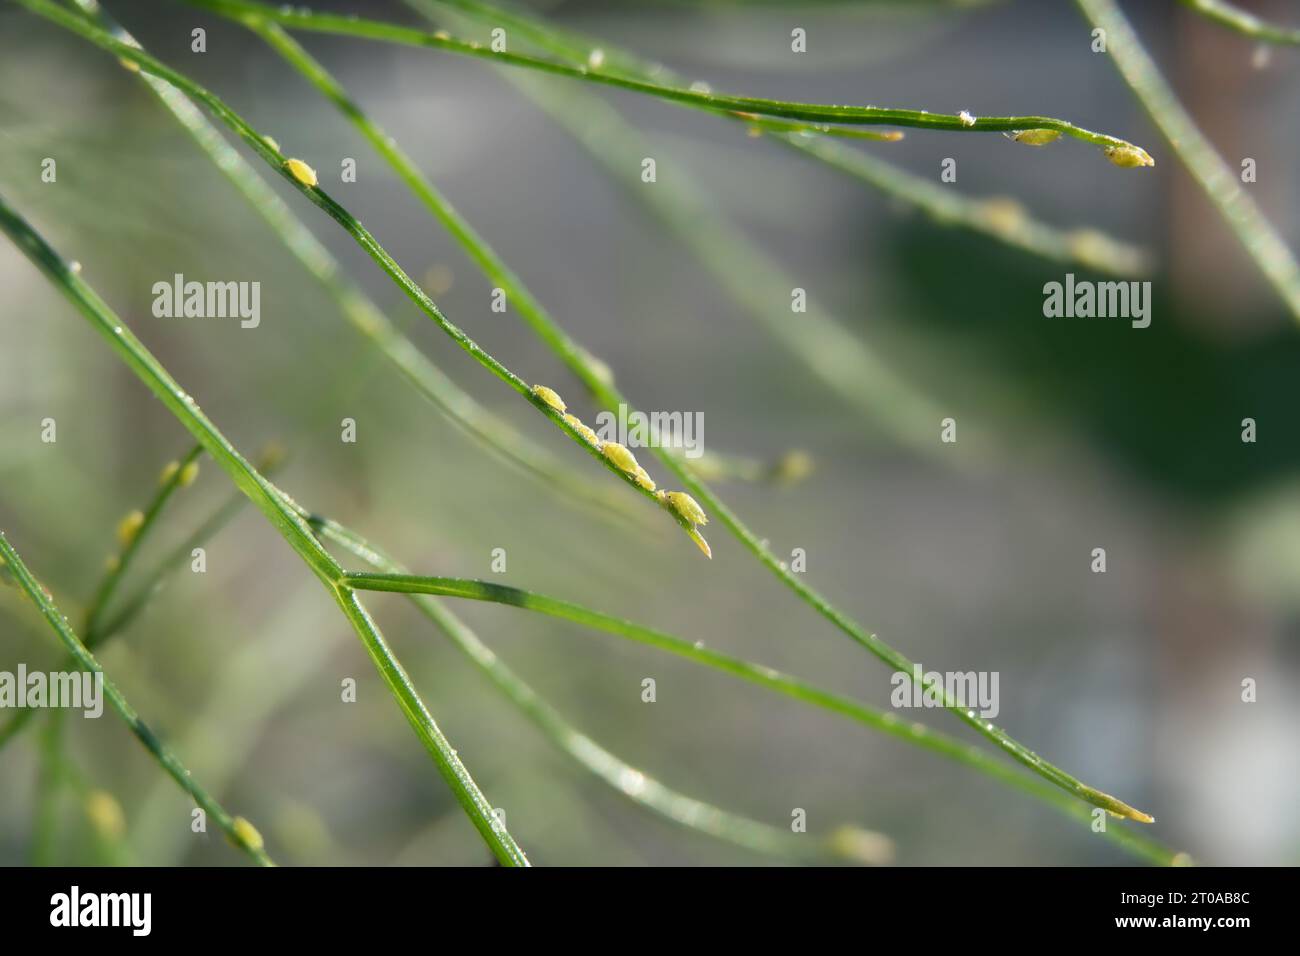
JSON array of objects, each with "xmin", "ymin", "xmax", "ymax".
[
  {"xmin": 601, "ymin": 440, "xmax": 641, "ymax": 475},
  {"xmin": 116, "ymin": 510, "xmax": 145, "ymax": 548},
  {"xmin": 1104, "ymin": 144, "xmax": 1154, "ymax": 168},
  {"xmin": 663, "ymin": 491, "xmax": 708, "ymax": 526},
  {"xmin": 230, "ymin": 816, "xmax": 264, "ymax": 852},
  {"xmin": 562, "ymin": 413, "xmax": 601, "ymax": 447},
  {"xmin": 1005, "ymin": 128, "xmax": 1061, "ymax": 147},
  {"xmin": 531, "ymin": 384, "xmax": 566, "ymax": 414},
  {"xmin": 284, "ymin": 157, "xmax": 318, "ymax": 187}
]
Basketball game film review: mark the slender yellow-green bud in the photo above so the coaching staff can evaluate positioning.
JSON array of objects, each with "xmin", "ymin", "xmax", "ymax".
[
  {"xmin": 231, "ymin": 816, "xmax": 265, "ymax": 852},
  {"xmin": 1104, "ymin": 144, "xmax": 1154, "ymax": 168},
  {"xmin": 601, "ymin": 441, "xmax": 641, "ymax": 475},
  {"xmin": 177, "ymin": 461, "xmax": 200, "ymax": 487},
  {"xmin": 285, "ymin": 158, "xmax": 318, "ymax": 187},
  {"xmin": 531, "ymin": 384, "xmax": 566, "ymax": 414},
  {"xmin": 663, "ymin": 491, "xmax": 708, "ymax": 527},
  {"xmin": 159, "ymin": 461, "xmax": 180, "ymax": 485},
  {"xmin": 1007, "ymin": 128, "xmax": 1061, "ymax": 146},
  {"xmin": 116, "ymin": 510, "xmax": 145, "ymax": 548},
  {"xmin": 84, "ymin": 790, "xmax": 126, "ymax": 841}
]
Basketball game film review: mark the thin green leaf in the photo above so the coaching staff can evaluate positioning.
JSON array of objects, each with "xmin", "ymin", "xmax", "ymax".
[
  {"xmin": 185, "ymin": 0, "xmax": 1152, "ymax": 158},
  {"xmin": 84, "ymin": 445, "xmax": 203, "ymax": 640},
  {"xmin": 317, "ymin": 525, "xmax": 1181, "ymax": 863},
  {"xmin": 1078, "ymin": 0, "xmax": 1300, "ymax": 320},
  {"xmin": 0, "ymin": 188, "xmax": 529, "ymax": 867},
  {"xmin": 1179, "ymin": 0, "xmax": 1300, "ymax": 45},
  {"xmin": 21, "ymin": 0, "xmax": 1154, "ymax": 826},
  {"xmin": 342, "ymin": 571, "xmax": 1158, "ymax": 825},
  {"xmin": 64, "ymin": 0, "xmax": 639, "ymax": 527},
  {"xmin": 312, "ymin": 515, "xmax": 894, "ymax": 864},
  {"xmin": 423, "ymin": 0, "xmax": 1150, "ymax": 276},
  {"xmin": 0, "ymin": 531, "xmax": 274, "ymax": 866}
]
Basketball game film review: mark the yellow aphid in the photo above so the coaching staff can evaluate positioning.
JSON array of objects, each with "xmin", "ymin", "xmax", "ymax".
[
  {"xmin": 633, "ymin": 467, "xmax": 656, "ymax": 493},
  {"xmin": 84, "ymin": 790, "xmax": 126, "ymax": 841},
  {"xmin": 159, "ymin": 460, "xmax": 180, "ymax": 485},
  {"xmin": 284, "ymin": 157, "xmax": 318, "ymax": 187},
  {"xmin": 563, "ymin": 414, "xmax": 601, "ymax": 446},
  {"xmin": 118, "ymin": 57, "xmax": 140, "ymax": 73},
  {"xmin": 1104, "ymin": 144, "xmax": 1154, "ymax": 168},
  {"xmin": 531, "ymin": 384, "xmax": 566, "ymax": 414},
  {"xmin": 178, "ymin": 461, "xmax": 200, "ymax": 487},
  {"xmin": 231, "ymin": 816, "xmax": 265, "ymax": 852},
  {"xmin": 116, "ymin": 510, "xmax": 145, "ymax": 548},
  {"xmin": 587, "ymin": 48, "xmax": 605, "ymax": 69},
  {"xmin": 1009, "ymin": 128, "xmax": 1061, "ymax": 146},
  {"xmin": 104, "ymin": 555, "xmax": 121, "ymax": 573},
  {"xmin": 434, "ymin": 30, "xmax": 451, "ymax": 41},
  {"xmin": 664, "ymin": 491, "xmax": 708, "ymax": 527},
  {"xmin": 262, "ymin": 135, "xmax": 280, "ymax": 153},
  {"xmin": 601, "ymin": 441, "xmax": 640, "ymax": 474}
]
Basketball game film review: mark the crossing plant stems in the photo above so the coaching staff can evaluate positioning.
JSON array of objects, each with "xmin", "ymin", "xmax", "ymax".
[{"xmin": 9, "ymin": 0, "xmax": 1260, "ymax": 864}]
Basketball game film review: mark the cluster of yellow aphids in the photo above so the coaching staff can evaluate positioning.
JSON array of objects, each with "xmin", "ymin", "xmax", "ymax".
[{"xmin": 531, "ymin": 384, "xmax": 712, "ymax": 557}]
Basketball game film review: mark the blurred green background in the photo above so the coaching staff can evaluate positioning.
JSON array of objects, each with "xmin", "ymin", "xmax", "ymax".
[{"xmin": 2, "ymin": 0, "xmax": 1298, "ymax": 865}]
